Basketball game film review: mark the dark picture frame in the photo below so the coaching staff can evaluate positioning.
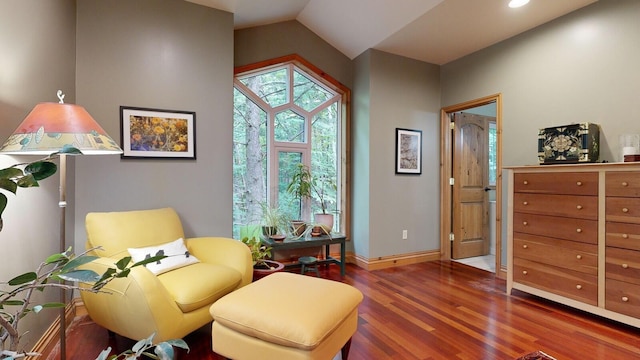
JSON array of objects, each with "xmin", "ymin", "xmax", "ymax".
[
  {"xmin": 120, "ymin": 106, "xmax": 196, "ymax": 159},
  {"xmin": 395, "ymin": 128, "xmax": 422, "ymax": 174}
]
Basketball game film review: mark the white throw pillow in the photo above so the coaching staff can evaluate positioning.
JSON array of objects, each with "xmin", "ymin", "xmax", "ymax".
[{"xmin": 127, "ymin": 238, "xmax": 199, "ymax": 275}]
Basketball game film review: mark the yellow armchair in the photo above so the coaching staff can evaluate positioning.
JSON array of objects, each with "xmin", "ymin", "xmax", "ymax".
[{"xmin": 79, "ymin": 207, "xmax": 252, "ymax": 342}]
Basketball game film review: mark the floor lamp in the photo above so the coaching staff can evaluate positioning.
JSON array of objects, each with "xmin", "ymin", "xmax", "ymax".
[{"xmin": 0, "ymin": 91, "xmax": 122, "ymax": 360}]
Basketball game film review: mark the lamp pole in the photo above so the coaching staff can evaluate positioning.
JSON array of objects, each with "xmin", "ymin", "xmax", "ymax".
[
  {"xmin": 0, "ymin": 91, "xmax": 122, "ymax": 360},
  {"xmin": 59, "ymin": 153, "xmax": 67, "ymax": 360}
]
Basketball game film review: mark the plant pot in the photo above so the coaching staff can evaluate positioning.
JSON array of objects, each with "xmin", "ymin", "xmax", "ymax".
[
  {"xmin": 252, "ymin": 260, "xmax": 284, "ymax": 281},
  {"xmin": 311, "ymin": 226, "xmax": 323, "ymax": 236},
  {"xmin": 262, "ymin": 226, "xmax": 277, "ymax": 237},
  {"xmin": 290, "ymin": 220, "xmax": 307, "ymax": 236},
  {"xmin": 313, "ymin": 213, "xmax": 334, "ymax": 234}
]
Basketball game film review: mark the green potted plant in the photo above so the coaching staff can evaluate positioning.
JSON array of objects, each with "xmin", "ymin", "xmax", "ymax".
[
  {"xmin": 284, "ymin": 164, "xmax": 337, "ymax": 235},
  {"xmin": 310, "ymin": 174, "xmax": 337, "ymax": 234},
  {"xmin": 259, "ymin": 202, "xmax": 289, "ymax": 240},
  {"xmin": 286, "ymin": 163, "xmax": 313, "ymax": 235},
  {"xmin": 239, "ymin": 225, "xmax": 284, "ymax": 281}
]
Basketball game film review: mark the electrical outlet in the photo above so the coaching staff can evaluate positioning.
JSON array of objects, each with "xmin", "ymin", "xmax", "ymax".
[{"xmin": 402, "ymin": 230, "xmax": 408, "ymax": 239}]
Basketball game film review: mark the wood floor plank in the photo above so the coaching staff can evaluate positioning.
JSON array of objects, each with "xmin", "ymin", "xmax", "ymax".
[{"xmin": 48, "ymin": 261, "xmax": 640, "ymax": 359}]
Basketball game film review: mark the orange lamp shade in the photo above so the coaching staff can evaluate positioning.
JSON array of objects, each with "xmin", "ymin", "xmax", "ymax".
[{"xmin": 0, "ymin": 102, "xmax": 122, "ymax": 155}]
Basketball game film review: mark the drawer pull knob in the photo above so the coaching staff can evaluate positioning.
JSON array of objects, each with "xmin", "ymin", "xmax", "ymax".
[
  {"xmin": 622, "ymin": 208, "xmax": 629, "ymax": 213},
  {"xmin": 622, "ymin": 296, "xmax": 629, "ymax": 302},
  {"xmin": 623, "ymin": 234, "xmax": 629, "ymax": 239},
  {"xmin": 622, "ymin": 182, "xmax": 629, "ymax": 187},
  {"xmin": 576, "ymin": 228, "xmax": 582, "ymax": 233},
  {"xmin": 576, "ymin": 205, "xmax": 583, "ymax": 210},
  {"xmin": 576, "ymin": 255, "xmax": 582, "ymax": 260},
  {"xmin": 576, "ymin": 181, "xmax": 582, "ymax": 186},
  {"xmin": 522, "ymin": 270, "xmax": 528, "ymax": 275},
  {"xmin": 576, "ymin": 284, "xmax": 582, "ymax": 290},
  {"xmin": 622, "ymin": 263, "xmax": 629, "ymax": 269},
  {"xmin": 523, "ymin": 201, "xmax": 528, "ymax": 206},
  {"xmin": 523, "ymin": 244, "xmax": 528, "ymax": 249},
  {"xmin": 523, "ymin": 180, "xmax": 529, "ymax": 185},
  {"xmin": 523, "ymin": 221, "xmax": 528, "ymax": 226}
]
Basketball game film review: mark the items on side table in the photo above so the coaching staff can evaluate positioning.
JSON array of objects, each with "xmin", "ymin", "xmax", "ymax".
[
  {"xmin": 537, "ymin": 123, "xmax": 600, "ymax": 164},
  {"xmin": 624, "ymin": 154, "xmax": 640, "ymax": 162},
  {"xmin": 620, "ymin": 133, "xmax": 640, "ymax": 162}
]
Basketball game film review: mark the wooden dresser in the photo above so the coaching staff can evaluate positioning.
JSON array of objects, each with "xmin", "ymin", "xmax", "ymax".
[{"xmin": 506, "ymin": 163, "xmax": 640, "ymax": 328}]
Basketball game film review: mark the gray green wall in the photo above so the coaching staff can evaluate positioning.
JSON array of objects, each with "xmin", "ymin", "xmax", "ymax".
[
  {"xmin": 442, "ymin": 0, "xmax": 640, "ymax": 165},
  {"xmin": 355, "ymin": 50, "xmax": 441, "ymax": 259},
  {"xmin": 235, "ymin": 24, "xmax": 442, "ymax": 260},
  {"xmin": 0, "ymin": 0, "xmax": 77, "ymax": 349},
  {"xmin": 352, "ymin": 52, "xmax": 372, "ymax": 257},
  {"xmin": 74, "ymin": 0, "xmax": 234, "ymax": 248},
  {"xmin": 234, "ymin": 20, "xmax": 353, "ymax": 89}
]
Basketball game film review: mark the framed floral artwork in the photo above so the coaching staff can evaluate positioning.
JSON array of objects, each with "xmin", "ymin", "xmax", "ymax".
[
  {"xmin": 120, "ymin": 106, "xmax": 196, "ymax": 159},
  {"xmin": 395, "ymin": 128, "xmax": 422, "ymax": 174}
]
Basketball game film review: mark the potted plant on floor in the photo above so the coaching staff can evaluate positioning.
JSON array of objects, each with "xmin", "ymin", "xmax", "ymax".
[{"xmin": 239, "ymin": 225, "xmax": 284, "ymax": 281}]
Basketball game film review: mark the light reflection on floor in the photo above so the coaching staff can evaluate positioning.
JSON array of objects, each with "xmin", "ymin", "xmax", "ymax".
[{"xmin": 453, "ymin": 254, "xmax": 495, "ymax": 273}]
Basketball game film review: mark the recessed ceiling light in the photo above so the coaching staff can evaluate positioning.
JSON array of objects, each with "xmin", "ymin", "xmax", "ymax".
[{"xmin": 509, "ymin": 0, "xmax": 530, "ymax": 8}]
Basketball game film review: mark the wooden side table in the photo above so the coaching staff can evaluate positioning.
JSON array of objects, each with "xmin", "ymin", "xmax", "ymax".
[{"xmin": 261, "ymin": 234, "xmax": 347, "ymax": 276}]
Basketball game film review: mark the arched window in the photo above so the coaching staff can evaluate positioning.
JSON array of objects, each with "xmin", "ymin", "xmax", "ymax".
[{"xmin": 232, "ymin": 55, "xmax": 349, "ymax": 238}]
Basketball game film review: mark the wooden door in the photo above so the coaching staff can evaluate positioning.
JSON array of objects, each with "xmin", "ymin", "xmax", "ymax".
[{"xmin": 452, "ymin": 112, "xmax": 490, "ymax": 259}]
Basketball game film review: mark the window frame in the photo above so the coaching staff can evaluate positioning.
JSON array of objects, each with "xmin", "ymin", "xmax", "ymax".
[{"xmin": 233, "ymin": 54, "xmax": 351, "ymax": 238}]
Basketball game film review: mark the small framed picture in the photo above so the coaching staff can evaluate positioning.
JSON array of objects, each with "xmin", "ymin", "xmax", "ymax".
[
  {"xmin": 120, "ymin": 106, "xmax": 196, "ymax": 159},
  {"xmin": 395, "ymin": 128, "xmax": 422, "ymax": 174}
]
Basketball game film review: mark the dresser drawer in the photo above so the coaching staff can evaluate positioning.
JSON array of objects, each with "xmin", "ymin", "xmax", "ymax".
[
  {"xmin": 513, "ymin": 193, "xmax": 597, "ymax": 220},
  {"xmin": 606, "ymin": 222, "xmax": 640, "ymax": 251},
  {"xmin": 606, "ymin": 278, "xmax": 640, "ymax": 319},
  {"xmin": 605, "ymin": 197, "xmax": 640, "ymax": 224},
  {"xmin": 513, "ymin": 257, "xmax": 597, "ymax": 305},
  {"xmin": 606, "ymin": 246, "xmax": 640, "ymax": 285},
  {"xmin": 514, "ymin": 172, "xmax": 597, "ymax": 195},
  {"xmin": 606, "ymin": 172, "xmax": 640, "ymax": 197},
  {"xmin": 514, "ymin": 233, "xmax": 597, "ymax": 275},
  {"xmin": 513, "ymin": 212, "xmax": 598, "ymax": 244}
]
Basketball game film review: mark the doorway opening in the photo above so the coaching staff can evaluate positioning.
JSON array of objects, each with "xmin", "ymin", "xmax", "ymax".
[{"xmin": 439, "ymin": 94, "xmax": 504, "ymax": 278}]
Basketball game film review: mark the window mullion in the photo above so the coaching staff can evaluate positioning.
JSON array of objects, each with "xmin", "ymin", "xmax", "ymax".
[
  {"xmin": 267, "ymin": 109, "xmax": 278, "ymax": 206},
  {"xmin": 233, "ymin": 79, "xmax": 271, "ymax": 111}
]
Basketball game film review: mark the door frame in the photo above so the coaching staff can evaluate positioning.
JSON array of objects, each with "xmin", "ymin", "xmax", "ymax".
[{"xmin": 439, "ymin": 93, "xmax": 505, "ymax": 279}]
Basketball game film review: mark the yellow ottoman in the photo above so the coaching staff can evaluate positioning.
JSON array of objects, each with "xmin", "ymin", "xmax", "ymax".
[{"xmin": 210, "ymin": 272, "xmax": 363, "ymax": 360}]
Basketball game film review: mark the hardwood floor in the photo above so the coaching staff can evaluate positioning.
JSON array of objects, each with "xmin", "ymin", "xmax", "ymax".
[{"xmin": 50, "ymin": 261, "xmax": 640, "ymax": 359}]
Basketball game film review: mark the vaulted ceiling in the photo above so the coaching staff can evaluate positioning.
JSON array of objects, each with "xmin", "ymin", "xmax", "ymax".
[{"xmin": 187, "ymin": 0, "xmax": 596, "ymax": 65}]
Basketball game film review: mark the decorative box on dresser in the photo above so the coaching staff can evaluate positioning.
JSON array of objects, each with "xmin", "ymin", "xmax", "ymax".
[{"xmin": 506, "ymin": 163, "xmax": 640, "ymax": 328}]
